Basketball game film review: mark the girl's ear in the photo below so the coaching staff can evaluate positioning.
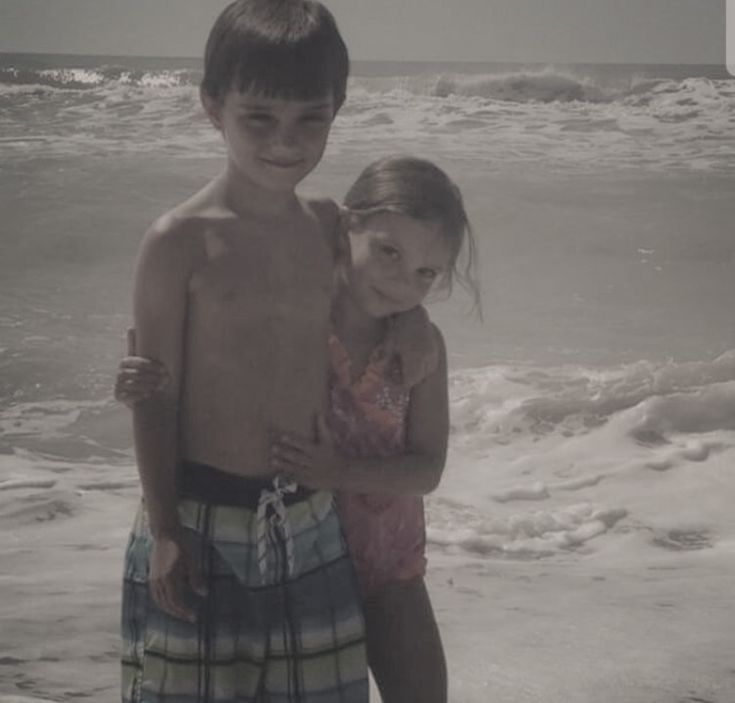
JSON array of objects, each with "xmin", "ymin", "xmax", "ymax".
[{"xmin": 200, "ymin": 88, "xmax": 223, "ymax": 131}]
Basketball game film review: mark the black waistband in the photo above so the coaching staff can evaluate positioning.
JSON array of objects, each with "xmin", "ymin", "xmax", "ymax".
[{"xmin": 177, "ymin": 460, "xmax": 315, "ymax": 509}]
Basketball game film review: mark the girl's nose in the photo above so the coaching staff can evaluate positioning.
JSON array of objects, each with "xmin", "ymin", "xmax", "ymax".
[{"xmin": 390, "ymin": 271, "xmax": 425, "ymax": 299}]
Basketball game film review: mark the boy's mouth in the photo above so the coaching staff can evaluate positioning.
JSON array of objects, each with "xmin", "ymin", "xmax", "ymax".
[{"xmin": 260, "ymin": 157, "xmax": 305, "ymax": 169}]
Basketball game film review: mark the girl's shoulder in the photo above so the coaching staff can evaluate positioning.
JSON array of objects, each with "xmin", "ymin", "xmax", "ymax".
[{"xmin": 387, "ymin": 306, "xmax": 443, "ymax": 389}]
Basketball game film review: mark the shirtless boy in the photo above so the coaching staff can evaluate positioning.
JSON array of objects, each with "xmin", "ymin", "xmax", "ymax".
[{"xmin": 120, "ymin": 2, "xmax": 367, "ymax": 701}]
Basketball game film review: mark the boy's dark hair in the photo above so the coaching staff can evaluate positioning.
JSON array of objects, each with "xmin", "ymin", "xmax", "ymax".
[{"xmin": 202, "ymin": 0, "xmax": 349, "ymax": 110}]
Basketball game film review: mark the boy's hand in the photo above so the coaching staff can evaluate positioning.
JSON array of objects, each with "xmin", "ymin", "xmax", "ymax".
[
  {"xmin": 149, "ymin": 532, "xmax": 207, "ymax": 623},
  {"xmin": 114, "ymin": 356, "xmax": 169, "ymax": 406},
  {"xmin": 269, "ymin": 415, "xmax": 343, "ymax": 490}
]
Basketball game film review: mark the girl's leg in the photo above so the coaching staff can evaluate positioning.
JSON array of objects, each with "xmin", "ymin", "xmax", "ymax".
[{"xmin": 363, "ymin": 576, "xmax": 447, "ymax": 703}]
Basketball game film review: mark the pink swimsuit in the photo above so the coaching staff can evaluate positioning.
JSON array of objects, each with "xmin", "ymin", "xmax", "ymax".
[{"xmin": 328, "ymin": 334, "xmax": 427, "ymax": 598}]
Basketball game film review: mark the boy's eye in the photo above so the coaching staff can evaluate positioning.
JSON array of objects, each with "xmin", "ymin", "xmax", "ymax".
[
  {"xmin": 243, "ymin": 113, "xmax": 274, "ymax": 124},
  {"xmin": 301, "ymin": 113, "xmax": 329, "ymax": 123}
]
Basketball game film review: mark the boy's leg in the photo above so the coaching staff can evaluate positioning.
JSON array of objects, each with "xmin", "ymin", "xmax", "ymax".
[
  {"xmin": 258, "ymin": 492, "xmax": 369, "ymax": 703},
  {"xmin": 363, "ymin": 576, "xmax": 447, "ymax": 703},
  {"xmin": 121, "ymin": 503, "xmax": 268, "ymax": 703},
  {"xmin": 260, "ymin": 554, "xmax": 369, "ymax": 703},
  {"xmin": 123, "ymin": 468, "xmax": 369, "ymax": 703}
]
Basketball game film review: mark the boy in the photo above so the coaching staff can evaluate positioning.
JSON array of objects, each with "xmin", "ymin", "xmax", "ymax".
[{"xmin": 121, "ymin": 1, "xmax": 368, "ymax": 701}]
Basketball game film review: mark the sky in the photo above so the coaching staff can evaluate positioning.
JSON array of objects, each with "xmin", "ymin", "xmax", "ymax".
[{"xmin": 0, "ymin": 0, "xmax": 727, "ymax": 64}]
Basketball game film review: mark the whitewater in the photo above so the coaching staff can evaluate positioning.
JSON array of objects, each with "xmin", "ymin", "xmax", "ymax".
[{"xmin": 2, "ymin": 55, "xmax": 734, "ymax": 173}]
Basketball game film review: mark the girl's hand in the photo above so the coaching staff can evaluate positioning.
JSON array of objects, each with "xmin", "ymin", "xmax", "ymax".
[
  {"xmin": 390, "ymin": 306, "xmax": 439, "ymax": 388},
  {"xmin": 269, "ymin": 415, "xmax": 344, "ymax": 491},
  {"xmin": 114, "ymin": 356, "xmax": 169, "ymax": 407}
]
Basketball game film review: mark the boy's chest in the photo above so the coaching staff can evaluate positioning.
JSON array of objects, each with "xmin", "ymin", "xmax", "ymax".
[{"xmin": 189, "ymin": 225, "xmax": 334, "ymax": 323}]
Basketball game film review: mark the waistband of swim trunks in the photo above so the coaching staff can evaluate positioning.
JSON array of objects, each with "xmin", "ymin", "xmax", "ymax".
[{"xmin": 177, "ymin": 460, "xmax": 315, "ymax": 509}]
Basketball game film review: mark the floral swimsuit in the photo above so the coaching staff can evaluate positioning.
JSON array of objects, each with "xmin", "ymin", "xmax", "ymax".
[{"xmin": 328, "ymin": 334, "xmax": 427, "ymax": 598}]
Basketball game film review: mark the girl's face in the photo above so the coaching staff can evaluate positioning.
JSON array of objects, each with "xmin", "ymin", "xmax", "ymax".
[{"xmin": 345, "ymin": 211, "xmax": 453, "ymax": 318}]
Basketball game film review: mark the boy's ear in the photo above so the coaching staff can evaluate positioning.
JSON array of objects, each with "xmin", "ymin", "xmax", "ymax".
[{"xmin": 200, "ymin": 88, "xmax": 223, "ymax": 130}]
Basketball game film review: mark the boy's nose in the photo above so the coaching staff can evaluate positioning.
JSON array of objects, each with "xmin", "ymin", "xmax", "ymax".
[{"xmin": 273, "ymin": 125, "xmax": 299, "ymax": 149}]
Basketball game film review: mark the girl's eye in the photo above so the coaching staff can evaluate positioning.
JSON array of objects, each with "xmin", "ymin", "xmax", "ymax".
[
  {"xmin": 418, "ymin": 268, "xmax": 438, "ymax": 281},
  {"xmin": 379, "ymin": 246, "xmax": 401, "ymax": 261}
]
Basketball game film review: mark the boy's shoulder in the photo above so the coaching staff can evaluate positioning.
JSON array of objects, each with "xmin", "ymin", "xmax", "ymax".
[
  {"xmin": 302, "ymin": 196, "xmax": 347, "ymax": 262},
  {"xmin": 302, "ymin": 196, "xmax": 341, "ymax": 231},
  {"xmin": 143, "ymin": 183, "xmax": 227, "ymax": 250}
]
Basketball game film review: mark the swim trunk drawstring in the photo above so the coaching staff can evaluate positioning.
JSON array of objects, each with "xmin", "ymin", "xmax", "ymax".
[{"xmin": 256, "ymin": 475, "xmax": 297, "ymax": 580}]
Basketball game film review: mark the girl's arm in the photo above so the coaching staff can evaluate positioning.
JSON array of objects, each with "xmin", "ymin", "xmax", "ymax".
[{"xmin": 271, "ymin": 325, "xmax": 449, "ymax": 496}]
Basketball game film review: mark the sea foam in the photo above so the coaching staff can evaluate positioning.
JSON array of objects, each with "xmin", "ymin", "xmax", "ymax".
[{"xmin": 2, "ymin": 61, "xmax": 733, "ymax": 173}]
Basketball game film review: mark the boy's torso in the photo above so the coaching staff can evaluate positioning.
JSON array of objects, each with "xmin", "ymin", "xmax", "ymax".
[{"xmin": 175, "ymin": 195, "xmax": 337, "ymax": 477}]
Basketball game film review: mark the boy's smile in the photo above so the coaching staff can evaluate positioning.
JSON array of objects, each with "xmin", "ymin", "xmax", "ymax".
[{"xmin": 204, "ymin": 90, "xmax": 336, "ymax": 193}]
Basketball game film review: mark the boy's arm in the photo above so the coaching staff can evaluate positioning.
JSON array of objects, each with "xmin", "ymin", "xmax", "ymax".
[
  {"xmin": 309, "ymin": 197, "xmax": 350, "ymax": 267},
  {"xmin": 131, "ymin": 218, "xmax": 205, "ymax": 621},
  {"xmin": 272, "ymin": 325, "xmax": 449, "ymax": 496},
  {"xmin": 132, "ymin": 219, "xmax": 191, "ymax": 539}
]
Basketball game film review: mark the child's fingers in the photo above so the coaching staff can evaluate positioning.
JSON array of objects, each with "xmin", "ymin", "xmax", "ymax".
[
  {"xmin": 117, "ymin": 366, "xmax": 161, "ymax": 381},
  {"xmin": 119, "ymin": 357, "xmax": 165, "ymax": 372},
  {"xmin": 120, "ymin": 355, "xmax": 152, "ymax": 365},
  {"xmin": 185, "ymin": 555, "xmax": 208, "ymax": 597},
  {"xmin": 153, "ymin": 574, "xmax": 196, "ymax": 623},
  {"xmin": 274, "ymin": 433, "xmax": 313, "ymax": 455},
  {"xmin": 273, "ymin": 445, "xmax": 312, "ymax": 468},
  {"xmin": 115, "ymin": 373, "xmax": 159, "ymax": 392},
  {"xmin": 270, "ymin": 446, "xmax": 313, "ymax": 471},
  {"xmin": 127, "ymin": 327, "xmax": 136, "ymax": 355},
  {"xmin": 270, "ymin": 454, "xmax": 303, "ymax": 474},
  {"xmin": 114, "ymin": 390, "xmax": 136, "ymax": 406}
]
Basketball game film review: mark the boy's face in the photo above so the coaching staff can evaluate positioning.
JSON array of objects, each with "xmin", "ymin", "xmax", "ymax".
[{"xmin": 203, "ymin": 88, "xmax": 335, "ymax": 192}]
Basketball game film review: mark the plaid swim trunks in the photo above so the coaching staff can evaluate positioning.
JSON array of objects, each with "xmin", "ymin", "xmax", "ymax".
[{"xmin": 121, "ymin": 461, "xmax": 368, "ymax": 703}]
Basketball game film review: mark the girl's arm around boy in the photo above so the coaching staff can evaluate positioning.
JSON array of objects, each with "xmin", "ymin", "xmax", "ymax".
[{"xmin": 271, "ymin": 323, "xmax": 449, "ymax": 496}]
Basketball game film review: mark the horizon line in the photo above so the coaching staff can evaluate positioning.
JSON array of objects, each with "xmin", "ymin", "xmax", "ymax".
[{"xmin": 0, "ymin": 49, "xmax": 725, "ymax": 68}]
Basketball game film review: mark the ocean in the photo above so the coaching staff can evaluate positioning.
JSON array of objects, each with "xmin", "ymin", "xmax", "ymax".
[{"xmin": 1, "ymin": 53, "xmax": 734, "ymax": 701}]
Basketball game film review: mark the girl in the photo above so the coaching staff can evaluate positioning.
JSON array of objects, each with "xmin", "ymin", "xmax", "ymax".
[{"xmin": 116, "ymin": 156, "xmax": 479, "ymax": 703}]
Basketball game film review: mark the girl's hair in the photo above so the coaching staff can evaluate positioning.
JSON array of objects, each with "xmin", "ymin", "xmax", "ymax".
[
  {"xmin": 344, "ymin": 156, "xmax": 481, "ymax": 312},
  {"xmin": 201, "ymin": 0, "xmax": 349, "ymax": 109}
]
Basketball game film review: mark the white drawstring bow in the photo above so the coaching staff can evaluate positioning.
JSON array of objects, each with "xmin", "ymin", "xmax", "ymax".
[{"xmin": 255, "ymin": 475, "xmax": 298, "ymax": 580}]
